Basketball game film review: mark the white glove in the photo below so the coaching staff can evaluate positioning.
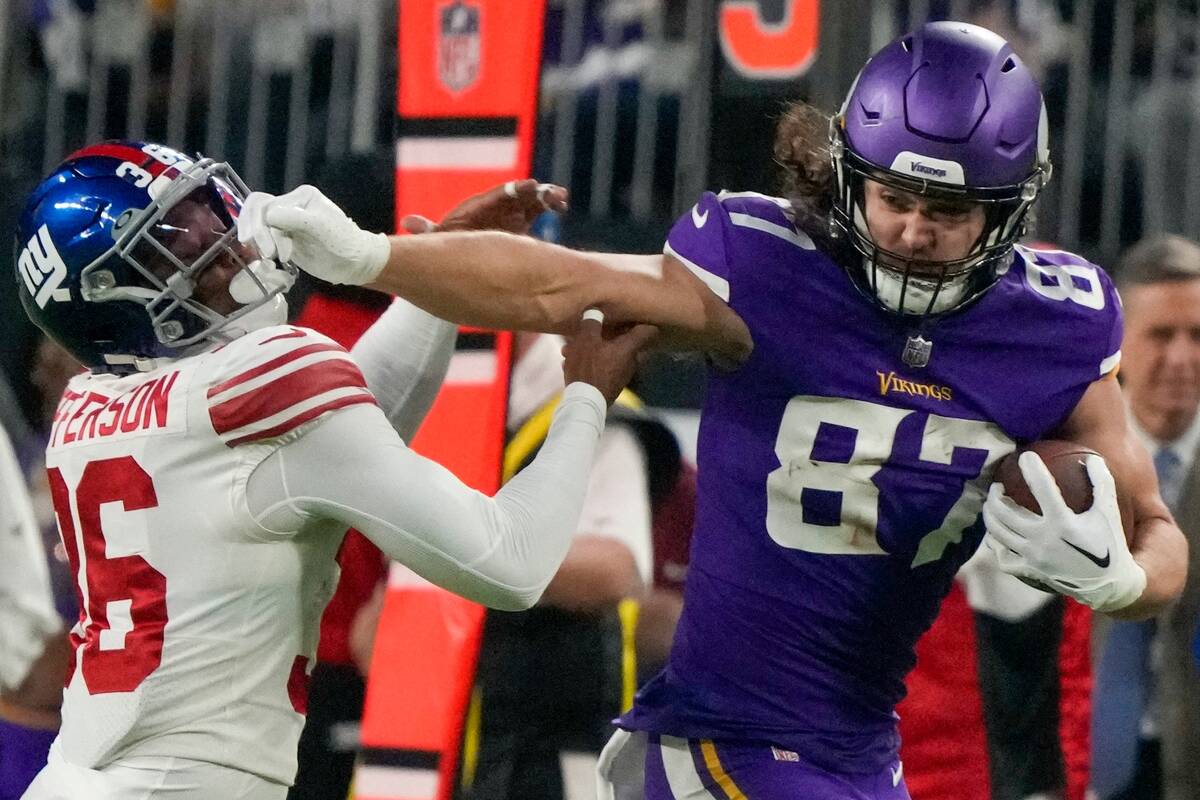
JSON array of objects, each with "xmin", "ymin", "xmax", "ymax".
[
  {"xmin": 237, "ymin": 185, "xmax": 392, "ymax": 286},
  {"xmin": 982, "ymin": 452, "xmax": 1146, "ymax": 614}
]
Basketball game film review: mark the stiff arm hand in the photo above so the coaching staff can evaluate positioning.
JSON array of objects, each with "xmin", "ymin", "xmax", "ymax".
[
  {"xmin": 562, "ymin": 311, "xmax": 658, "ymax": 407},
  {"xmin": 237, "ymin": 184, "xmax": 752, "ymax": 367}
]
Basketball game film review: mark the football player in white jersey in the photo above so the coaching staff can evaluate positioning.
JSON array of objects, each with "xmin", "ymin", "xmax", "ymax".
[{"xmin": 13, "ymin": 141, "xmax": 652, "ymax": 800}]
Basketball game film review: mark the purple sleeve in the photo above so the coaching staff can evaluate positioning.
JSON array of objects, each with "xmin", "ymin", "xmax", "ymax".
[
  {"xmin": 663, "ymin": 191, "xmax": 732, "ymax": 302},
  {"xmin": 1020, "ymin": 246, "xmax": 1123, "ymax": 378}
]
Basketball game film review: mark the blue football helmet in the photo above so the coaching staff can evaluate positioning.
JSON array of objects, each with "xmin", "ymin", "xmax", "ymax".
[{"xmin": 15, "ymin": 141, "xmax": 295, "ymax": 373}]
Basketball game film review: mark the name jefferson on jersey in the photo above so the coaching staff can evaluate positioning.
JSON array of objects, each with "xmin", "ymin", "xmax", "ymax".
[{"xmin": 46, "ymin": 325, "xmax": 377, "ymax": 784}]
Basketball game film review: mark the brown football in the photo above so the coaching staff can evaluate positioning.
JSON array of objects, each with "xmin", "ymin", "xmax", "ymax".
[{"xmin": 993, "ymin": 440, "xmax": 1135, "ymax": 592}]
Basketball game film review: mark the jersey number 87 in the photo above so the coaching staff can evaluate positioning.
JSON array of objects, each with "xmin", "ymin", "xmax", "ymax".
[{"xmin": 767, "ymin": 396, "xmax": 1012, "ymax": 567}]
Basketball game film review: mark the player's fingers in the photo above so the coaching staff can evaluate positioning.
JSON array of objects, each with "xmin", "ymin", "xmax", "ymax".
[
  {"xmin": 505, "ymin": 179, "xmax": 568, "ymax": 214},
  {"xmin": 984, "ymin": 533, "xmax": 1018, "ymax": 564},
  {"xmin": 999, "ymin": 557, "xmax": 1040, "ymax": 583},
  {"xmin": 503, "ymin": 179, "xmax": 532, "ymax": 199},
  {"xmin": 536, "ymin": 183, "xmax": 568, "ymax": 213},
  {"xmin": 286, "ymin": 184, "xmax": 319, "ymax": 210},
  {"xmin": 1084, "ymin": 455, "xmax": 1117, "ymax": 505},
  {"xmin": 987, "ymin": 536, "xmax": 1039, "ymax": 579},
  {"xmin": 237, "ymin": 192, "xmax": 273, "ymax": 257},
  {"xmin": 1017, "ymin": 451, "xmax": 1069, "ymax": 513},
  {"xmin": 577, "ymin": 308, "xmax": 604, "ymax": 339},
  {"xmin": 274, "ymin": 232, "xmax": 293, "ymax": 264},
  {"xmin": 612, "ymin": 323, "xmax": 660, "ymax": 356},
  {"xmin": 982, "ymin": 505, "xmax": 1028, "ymax": 552},
  {"xmin": 401, "ymin": 215, "xmax": 439, "ymax": 234},
  {"xmin": 984, "ymin": 482, "xmax": 1037, "ymax": 525},
  {"xmin": 263, "ymin": 203, "xmax": 313, "ymax": 234}
]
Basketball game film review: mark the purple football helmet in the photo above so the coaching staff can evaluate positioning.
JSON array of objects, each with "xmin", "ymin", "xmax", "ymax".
[{"xmin": 830, "ymin": 21, "xmax": 1051, "ymax": 318}]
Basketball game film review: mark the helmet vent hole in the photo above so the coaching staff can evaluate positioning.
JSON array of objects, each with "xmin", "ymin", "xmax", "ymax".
[
  {"xmin": 900, "ymin": 37, "xmax": 912, "ymax": 52},
  {"xmin": 1001, "ymin": 57, "xmax": 1016, "ymax": 73}
]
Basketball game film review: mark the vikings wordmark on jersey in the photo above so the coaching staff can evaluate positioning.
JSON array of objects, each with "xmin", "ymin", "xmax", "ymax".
[
  {"xmin": 622, "ymin": 192, "xmax": 1122, "ymax": 773},
  {"xmin": 44, "ymin": 325, "xmax": 376, "ymax": 785}
]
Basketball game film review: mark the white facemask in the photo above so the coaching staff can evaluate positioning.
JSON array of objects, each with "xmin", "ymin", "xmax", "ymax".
[{"xmin": 870, "ymin": 265, "xmax": 970, "ymax": 315}]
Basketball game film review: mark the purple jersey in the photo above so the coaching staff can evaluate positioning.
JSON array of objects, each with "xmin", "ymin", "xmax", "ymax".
[{"xmin": 619, "ymin": 191, "xmax": 1122, "ymax": 773}]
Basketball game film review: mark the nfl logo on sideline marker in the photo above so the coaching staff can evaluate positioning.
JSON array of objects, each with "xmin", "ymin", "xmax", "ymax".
[{"xmin": 438, "ymin": 0, "xmax": 481, "ymax": 94}]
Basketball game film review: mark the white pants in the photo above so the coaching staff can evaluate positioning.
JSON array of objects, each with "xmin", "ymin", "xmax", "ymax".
[
  {"xmin": 596, "ymin": 729, "xmax": 647, "ymax": 800},
  {"xmin": 22, "ymin": 741, "xmax": 288, "ymax": 800}
]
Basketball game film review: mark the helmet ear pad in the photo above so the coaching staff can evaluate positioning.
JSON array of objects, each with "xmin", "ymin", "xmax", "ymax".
[{"xmin": 829, "ymin": 22, "xmax": 1051, "ymax": 318}]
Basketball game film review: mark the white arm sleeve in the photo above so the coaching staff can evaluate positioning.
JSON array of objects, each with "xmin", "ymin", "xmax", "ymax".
[
  {"xmin": 350, "ymin": 297, "xmax": 457, "ymax": 442},
  {"xmin": 244, "ymin": 382, "xmax": 607, "ymax": 610}
]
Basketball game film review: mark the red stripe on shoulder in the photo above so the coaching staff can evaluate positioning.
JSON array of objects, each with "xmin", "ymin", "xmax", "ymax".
[
  {"xmin": 259, "ymin": 328, "xmax": 308, "ymax": 345},
  {"xmin": 207, "ymin": 342, "xmax": 344, "ymax": 399},
  {"xmin": 223, "ymin": 394, "xmax": 377, "ymax": 447},
  {"xmin": 210, "ymin": 358, "xmax": 368, "ymax": 435}
]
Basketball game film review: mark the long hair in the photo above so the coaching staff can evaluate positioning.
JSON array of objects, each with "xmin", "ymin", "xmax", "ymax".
[{"xmin": 773, "ymin": 100, "xmax": 838, "ymax": 243}]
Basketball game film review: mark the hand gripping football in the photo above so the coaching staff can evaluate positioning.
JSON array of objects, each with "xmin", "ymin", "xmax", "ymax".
[{"xmin": 994, "ymin": 440, "xmax": 1134, "ymax": 592}]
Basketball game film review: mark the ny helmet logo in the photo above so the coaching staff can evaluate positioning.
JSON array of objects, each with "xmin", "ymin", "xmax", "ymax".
[
  {"xmin": 438, "ymin": 0, "xmax": 481, "ymax": 94},
  {"xmin": 18, "ymin": 224, "xmax": 70, "ymax": 309}
]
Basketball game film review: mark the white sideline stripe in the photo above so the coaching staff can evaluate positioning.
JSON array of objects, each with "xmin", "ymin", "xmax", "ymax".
[
  {"xmin": 396, "ymin": 137, "xmax": 518, "ymax": 170},
  {"xmin": 217, "ymin": 386, "xmax": 371, "ymax": 440},
  {"xmin": 444, "ymin": 351, "xmax": 498, "ymax": 385},
  {"xmin": 208, "ymin": 350, "xmax": 353, "ymax": 404},
  {"xmin": 660, "ymin": 735, "xmax": 707, "ymax": 798},
  {"xmin": 354, "ymin": 764, "xmax": 439, "ymax": 799},
  {"xmin": 1100, "ymin": 350, "xmax": 1121, "ymax": 376},
  {"xmin": 728, "ymin": 212, "xmax": 815, "ymax": 249},
  {"xmin": 664, "ymin": 242, "xmax": 729, "ymax": 301}
]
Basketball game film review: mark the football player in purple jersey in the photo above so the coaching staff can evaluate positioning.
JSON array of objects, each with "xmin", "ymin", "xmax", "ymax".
[{"xmin": 242, "ymin": 21, "xmax": 1187, "ymax": 800}]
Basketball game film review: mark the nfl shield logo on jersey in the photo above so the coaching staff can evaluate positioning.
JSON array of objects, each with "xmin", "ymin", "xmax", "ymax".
[{"xmin": 438, "ymin": 0, "xmax": 481, "ymax": 94}]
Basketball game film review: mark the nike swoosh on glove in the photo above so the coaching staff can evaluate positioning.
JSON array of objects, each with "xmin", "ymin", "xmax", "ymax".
[
  {"xmin": 237, "ymin": 185, "xmax": 392, "ymax": 286},
  {"xmin": 982, "ymin": 452, "xmax": 1146, "ymax": 614}
]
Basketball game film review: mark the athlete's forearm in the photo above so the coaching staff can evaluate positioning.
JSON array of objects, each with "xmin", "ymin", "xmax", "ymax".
[
  {"xmin": 246, "ymin": 386, "xmax": 607, "ymax": 611},
  {"xmin": 1111, "ymin": 515, "xmax": 1188, "ymax": 619},
  {"xmin": 366, "ymin": 232, "xmax": 752, "ymax": 365}
]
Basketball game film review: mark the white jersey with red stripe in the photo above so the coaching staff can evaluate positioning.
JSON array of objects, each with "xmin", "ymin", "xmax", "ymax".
[{"xmin": 43, "ymin": 324, "xmax": 375, "ymax": 785}]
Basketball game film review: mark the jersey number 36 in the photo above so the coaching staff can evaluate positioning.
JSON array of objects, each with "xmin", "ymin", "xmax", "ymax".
[{"xmin": 48, "ymin": 457, "xmax": 167, "ymax": 694}]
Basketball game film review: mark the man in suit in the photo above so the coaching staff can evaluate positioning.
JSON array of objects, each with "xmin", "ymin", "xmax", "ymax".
[{"xmin": 1091, "ymin": 234, "xmax": 1200, "ymax": 800}]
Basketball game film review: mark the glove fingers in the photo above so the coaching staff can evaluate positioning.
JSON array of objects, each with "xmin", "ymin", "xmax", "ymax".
[
  {"xmin": 237, "ymin": 192, "xmax": 275, "ymax": 260},
  {"xmin": 982, "ymin": 508, "xmax": 1028, "ymax": 554},
  {"xmin": 281, "ymin": 184, "xmax": 318, "ymax": 210},
  {"xmin": 1018, "ymin": 451, "xmax": 1068, "ymax": 514},
  {"xmin": 987, "ymin": 536, "xmax": 1037, "ymax": 579},
  {"xmin": 985, "ymin": 481, "xmax": 1040, "ymax": 528},
  {"xmin": 263, "ymin": 204, "xmax": 313, "ymax": 235},
  {"xmin": 275, "ymin": 234, "xmax": 293, "ymax": 264},
  {"xmin": 1084, "ymin": 454, "xmax": 1117, "ymax": 506}
]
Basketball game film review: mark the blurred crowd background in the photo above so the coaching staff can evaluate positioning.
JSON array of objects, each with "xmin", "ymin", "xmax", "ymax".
[
  {"xmin": 2, "ymin": 2, "xmax": 1200, "ymax": 800},
  {"xmin": 4, "ymin": 0, "xmax": 1200, "ymax": 416}
]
